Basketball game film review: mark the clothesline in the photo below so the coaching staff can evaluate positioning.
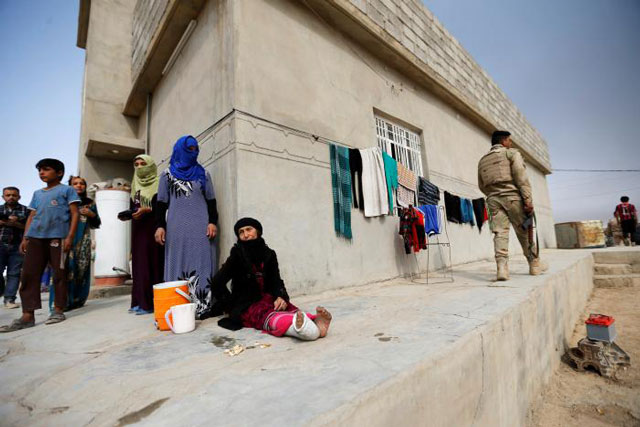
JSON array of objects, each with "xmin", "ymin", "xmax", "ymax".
[
  {"xmin": 158, "ymin": 108, "xmax": 355, "ymax": 166},
  {"xmin": 329, "ymin": 142, "xmax": 489, "ymax": 244}
]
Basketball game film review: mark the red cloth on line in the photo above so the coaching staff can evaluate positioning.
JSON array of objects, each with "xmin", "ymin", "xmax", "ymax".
[{"xmin": 399, "ymin": 206, "xmax": 427, "ymax": 254}]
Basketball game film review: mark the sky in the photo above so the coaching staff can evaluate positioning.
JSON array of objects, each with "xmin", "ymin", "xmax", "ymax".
[
  {"xmin": 0, "ymin": 0, "xmax": 83, "ymax": 204},
  {"xmin": 423, "ymin": 0, "xmax": 640, "ymax": 223},
  {"xmin": 0, "ymin": 1, "xmax": 638, "ymax": 225}
]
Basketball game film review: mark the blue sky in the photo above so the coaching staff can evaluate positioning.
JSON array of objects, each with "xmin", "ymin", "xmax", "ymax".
[
  {"xmin": 423, "ymin": 0, "xmax": 640, "ymax": 223},
  {"xmin": 0, "ymin": 0, "xmax": 638, "ymax": 224},
  {"xmin": 0, "ymin": 0, "xmax": 83, "ymax": 203}
]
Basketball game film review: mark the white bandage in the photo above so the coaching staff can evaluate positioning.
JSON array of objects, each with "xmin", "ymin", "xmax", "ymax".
[{"xmin": 285, "ymin": 312, "xmax": 320, "ymax": 341}]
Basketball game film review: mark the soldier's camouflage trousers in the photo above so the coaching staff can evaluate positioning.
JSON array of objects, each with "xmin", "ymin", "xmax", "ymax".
[{"xmin": 487, "ymin": 196, "xmax": 535, "ymax": 261}]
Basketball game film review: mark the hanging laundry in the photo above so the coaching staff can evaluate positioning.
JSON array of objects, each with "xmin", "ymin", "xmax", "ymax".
[
  {"xmin": 382, "ymin": 151, "xmax": 398, "ymax": 214},
  {"xmin": 460, "ymin": 198, "xmax": 475, "ymax": 226},
  {"xmin": 399, "ymin": 206, "xmax": 427, "ymax": 254},
  {"xmin": 472, "ymin": 198, "xmax": 487, "ymax": 231},
  {"xmin": 360, "ymin": 147, "xmax": 389, "ymax": 217},
  {"xmin": 397, "ymin": 162, "xmax": 417, "ymax": 208},
  {"xmin": 418, "ymin": 177, "xmax": 440, "ymax": 206},
  {"xmin": 444, "ymin": 191, "xmax": 462, "ymax": 223},
  {"xmin": 329, "ymin": 144, "xmax": 352, "ymax": 239},
  {"xmin": 417, "ymin": 205, "xmax": 440, "ymax": 236},
  {"xmin": 349, "ymin": 148, "xmax": 364, "ymax": 211},
  {"xmin": 397, "ymin": 184, "xmax": 415, "ymax": 208}
]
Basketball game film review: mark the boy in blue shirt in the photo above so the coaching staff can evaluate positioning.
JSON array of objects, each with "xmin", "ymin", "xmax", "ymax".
[{"xmin": 0, "ymin": 159, "xmax": 80, "ymax": 332}]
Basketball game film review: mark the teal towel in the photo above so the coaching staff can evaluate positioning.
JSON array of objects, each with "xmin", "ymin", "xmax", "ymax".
[{"xmin": 330, "ymin": 145, "xmax": 352, "ymax": 239}]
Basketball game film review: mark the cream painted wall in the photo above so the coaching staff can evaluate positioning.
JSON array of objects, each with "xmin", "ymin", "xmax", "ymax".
[
  {"xmin": 79, "ymin": 0, "xmax": 555, "ymax": 292},
  {"xmin": 230, "ymin": 0, "xmax": 555, "ymax": 293},
  {"xmin": 145, "ymin": 0, "xmax": 239, "ymax": 257},
  {"xmin": 78, "ymin": 0, "xmax": 138, "ymax": 184}
]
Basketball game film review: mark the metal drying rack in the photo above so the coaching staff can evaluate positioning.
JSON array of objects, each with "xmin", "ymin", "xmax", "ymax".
[{"xmin": 410, "ymin": 205, "xmax": 454, "ymax": 285}]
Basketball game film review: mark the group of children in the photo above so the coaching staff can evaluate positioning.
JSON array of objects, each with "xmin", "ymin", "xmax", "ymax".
[{"xmin": 1, "ymin": 159, "xmax": 80, "ymax": 332}]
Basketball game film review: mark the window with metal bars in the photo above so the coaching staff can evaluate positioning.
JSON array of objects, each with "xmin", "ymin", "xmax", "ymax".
[{"xmin": 375, "ymin": 116, "xmax": 424, "ymax": 176}]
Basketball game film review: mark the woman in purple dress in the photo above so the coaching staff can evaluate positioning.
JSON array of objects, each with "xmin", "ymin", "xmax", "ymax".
[
  {"xmin": 155, "ymin": 136, "xmax": 219, "ymax": 319},
  {"xmin": 123, "ymin": 154, "xmax": 164, "ymax": 314}
]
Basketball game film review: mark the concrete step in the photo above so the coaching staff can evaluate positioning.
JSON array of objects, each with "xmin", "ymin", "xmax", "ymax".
[
  {"xmin": 593, "ymin": 263, "xmax": 632, "ymax": 275},
  {"xmin": 88, "ymin": 284, "xmax": 132, "ymax": 300},
  {"xmin": 593, "ymin": 274, "xmax": 640, "ymax": 288},
  {"xmin": 591, "ymin": 249, "xmax": 640, "ymax": 265}
]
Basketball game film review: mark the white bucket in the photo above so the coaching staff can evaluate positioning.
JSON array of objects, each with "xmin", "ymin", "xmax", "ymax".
[{"xmin": 164, "ymin": 303, "xmax": 196, "ymax": 334}]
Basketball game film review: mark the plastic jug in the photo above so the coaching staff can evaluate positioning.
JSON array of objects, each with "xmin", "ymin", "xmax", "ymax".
[
  {"xmin": 165, "ymin": 303, "xmax": 196, "ymax": 334},
  {"xmin": 153, "ymin": 280, "xmax": 191, "ymax": 330}
]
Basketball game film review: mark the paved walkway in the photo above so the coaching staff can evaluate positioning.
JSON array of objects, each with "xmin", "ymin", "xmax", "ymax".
[{"xmin": 0, "ymin": 249, "xmax": 593, "ymax": 426}]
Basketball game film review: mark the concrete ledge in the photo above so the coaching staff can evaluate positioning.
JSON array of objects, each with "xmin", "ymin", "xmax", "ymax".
[
  {"xmin": 593, "ymin": 274, "xmax": 640, "ymax": 289},
  {"xmin": 85, "ymin": 132, "xmax": 145, "ymax": 161},
  {"xmin": 594, "ymin": 263, "xmax": 632, "ymax": 275},
  {"xmin": 88, "ymin": 284, "xmax": 132, "ymax": 300},
  {"xmin": 0, "ymin": 250, "xmax": 594, "ymax": 426}
]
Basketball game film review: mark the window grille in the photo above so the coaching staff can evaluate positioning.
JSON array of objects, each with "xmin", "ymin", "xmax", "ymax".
[{"xmin": 375, "ymin": 116, "xmax": 423, "ymax": 177}]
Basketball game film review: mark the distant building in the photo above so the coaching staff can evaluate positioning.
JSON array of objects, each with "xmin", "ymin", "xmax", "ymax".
[{"xmin": 76, "ymin": 0, "xmax": 556, "ymax": 293}]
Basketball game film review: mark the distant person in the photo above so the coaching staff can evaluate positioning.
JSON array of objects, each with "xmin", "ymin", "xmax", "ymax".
[
  {"xmin": 212, "ymin": 218, "xmax": 332, "ymax": 341},
  {"xmin": 155, "ymin": 136, "xmax": 219, "ymax": 319},
  {"xmin": 121, "ymin": 155, "xmax": 164, "ymax": 315},
  {"xmin": 49, "ymin": 176, "xmax": 101, "ymax": 311},
  {"xmin": 0, "ymin": 159, "xmax": 80, "ymax": 332},
  {"xmin": 614, "ymin": 196, "xmax": 637, "ymax": 246},
  {"xmin": 0, "ymin": 186, "xmax": 29, "ymax": 309},
  {"xmin": 477, "ymin": 130, "xmax": 547, "ymax": 281}
]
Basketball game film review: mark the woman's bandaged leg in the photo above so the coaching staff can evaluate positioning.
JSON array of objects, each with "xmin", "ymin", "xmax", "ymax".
[
  {"xmin": 265, "ymin": 310, "xmax": 319, "ymax": 340},
  {"xmin": 285, "ymin": 311, "xmax": 320, "ymax": 341}
]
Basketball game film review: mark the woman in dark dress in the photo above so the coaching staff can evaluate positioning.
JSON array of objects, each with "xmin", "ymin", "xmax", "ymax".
[
  {"xmin": 211, "ymin": 218, "xmax": 332, "ymax": 340},
  {"xmin": 125, "ymin": 154, "xmax": 164, "ymax": 314}
]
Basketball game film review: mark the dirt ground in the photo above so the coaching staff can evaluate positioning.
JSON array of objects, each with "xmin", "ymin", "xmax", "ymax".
[{"xmin": 527, "ymin": 283, "xmax": 640, "ymax": 426}]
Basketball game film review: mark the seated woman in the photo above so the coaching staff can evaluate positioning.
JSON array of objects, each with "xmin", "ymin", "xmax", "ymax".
[{"xmin": 211, "ymin": 218, "xmax": 331, "ymax": 340}]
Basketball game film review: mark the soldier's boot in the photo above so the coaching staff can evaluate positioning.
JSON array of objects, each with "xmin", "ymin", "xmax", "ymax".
[
  {"xmin": 623, "ymin": 237, "xmax": 631, "ymax": 246},
  {"xmin": 496, "ymin": 258, "xmax": 509, "ymax": 281},
  {"xmin": 529, "ymin": 257, "xmax": 548, "ymax": 275}
]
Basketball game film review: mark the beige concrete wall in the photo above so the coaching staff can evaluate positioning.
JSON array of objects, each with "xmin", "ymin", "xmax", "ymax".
[
  {"xmin": 529, "ymin": 166, "xmax": 557, "ymax": 249},
  {"xmin": 78, "ymin": 0, "xmax": 139, "ymax": 184},
  {"xmin": 313, "ymin": 252, "xmax": 594, "ymax": 426},
  {"xmin": 78, "ymin": 0, "xmax": 556, "ymax": 291},
  {"xmin": 231, "ymin": 0, "xmax": 555, "ymax": 293},
  {"xmin": 342, "ymin": 0, "xmax": 551, "ymax": 171},
  {"xmin": 145, "ymin": 0, "xmax": 238, "ymax": 256}
]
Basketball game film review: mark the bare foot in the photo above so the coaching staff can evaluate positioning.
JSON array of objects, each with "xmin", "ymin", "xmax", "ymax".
[
  {"xmin": 313, "ymin": 306, "xmax": 332, "ymax": 338},
  {"xmin": 295, "ymin": 311, "xmax": 304, "ymax": 329}
]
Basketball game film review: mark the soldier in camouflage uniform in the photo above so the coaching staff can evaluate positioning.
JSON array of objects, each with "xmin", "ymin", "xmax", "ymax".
[{"xmin": 477, "ymin": 130, "xmax": 547, "ymax": 281}]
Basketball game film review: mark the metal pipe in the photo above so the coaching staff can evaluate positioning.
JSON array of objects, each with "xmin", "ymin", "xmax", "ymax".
[{"xmin": 146, "ymin": 92, "xmax": 152, "ymax": 154}]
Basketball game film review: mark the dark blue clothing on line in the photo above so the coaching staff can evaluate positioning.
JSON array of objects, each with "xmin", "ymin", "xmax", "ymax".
[{"xmin": 417, "ymin": 205, "xmax": 440, "ymax": 235}]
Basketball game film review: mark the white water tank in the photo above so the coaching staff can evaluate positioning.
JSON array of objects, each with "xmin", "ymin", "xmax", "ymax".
[{"xmin": 94, "ymin": 189, "xmax": 131, "ymax": 284}]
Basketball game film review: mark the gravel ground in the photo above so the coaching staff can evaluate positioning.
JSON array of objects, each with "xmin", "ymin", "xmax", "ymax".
[{"xmin": 528, "ymin": 282, "xmax": 640, "ymax": 426}]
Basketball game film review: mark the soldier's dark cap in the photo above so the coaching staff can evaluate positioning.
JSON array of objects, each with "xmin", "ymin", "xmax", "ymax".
[
  {"xmin": 492, "ymin": 130, "xmax": 511, "ymax": 138},
  {"xmin": 491, "ymin": 130, "xmax": 511, "ymax": 145}
]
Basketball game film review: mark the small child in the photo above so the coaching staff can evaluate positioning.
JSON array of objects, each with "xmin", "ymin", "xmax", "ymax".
[{"xmin": 0, "ymin": 159, "xmax": 80, "ymax": 332}]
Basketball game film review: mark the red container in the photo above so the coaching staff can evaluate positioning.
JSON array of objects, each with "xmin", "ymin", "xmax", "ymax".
[
  {"xmin": 585, "ymin": 314, "xmax": 615, "ymax": 326},
  {"xmin": 585, "ymin": 313, "xmax": 616, "ymax": 342}
]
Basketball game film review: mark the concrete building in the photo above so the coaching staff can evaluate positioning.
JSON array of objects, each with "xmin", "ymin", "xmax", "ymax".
[{"xmin": 76, "ymin": 0, "xmax": 556, "ymax": 294}]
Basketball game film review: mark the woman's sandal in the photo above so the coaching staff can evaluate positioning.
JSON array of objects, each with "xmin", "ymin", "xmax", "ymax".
[
  {"xmin": 0, "ymin": 318, "xmax": 36, "ymax": 333},
  {"xmin": 45, "ymin": 312, "xmax": 66, "ymax": 325}
]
